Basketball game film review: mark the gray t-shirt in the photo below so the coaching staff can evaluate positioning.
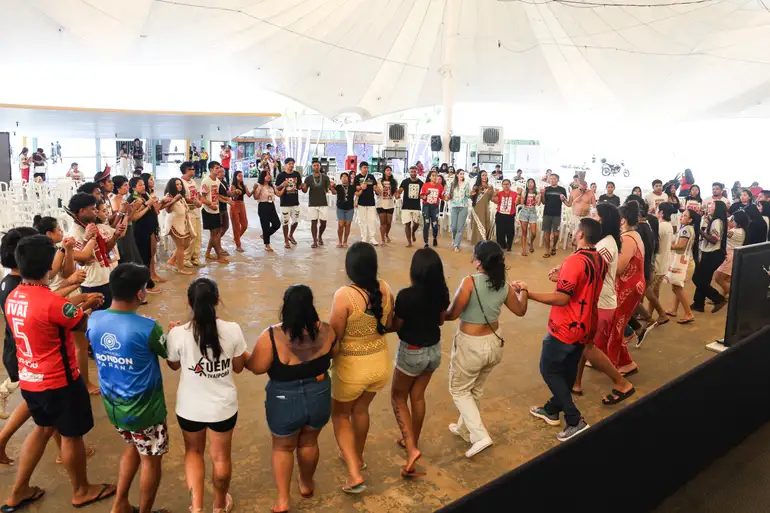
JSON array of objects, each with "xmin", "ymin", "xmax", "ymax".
[{"xmin": 304, "ymin": 174, "xmax": 330, "ymax": 207}]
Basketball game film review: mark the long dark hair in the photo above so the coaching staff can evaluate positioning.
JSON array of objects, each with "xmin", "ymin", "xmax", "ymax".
[
  {"xmin": 345, "ymin": 242, "xmax": 386, "ymax": 335},
  {"xmin": 164, "ymin": 178, "xmax": 185, "ymax": 198},
  {"xmin": 187, "ymin": 278, "xmax": 223, "ymax": 361},
  {"xmin": 140, "ymin": 172, "xmax": 154, "ymax": 193},
  {"xmin": 711, "ymin": 201, "xmax": 729, "ymax": 252},
  {"xmin": 733, "ymin": 210, "xmax": 749, "ymax": 233},
  {"xmin": 684, "ymin": 168, "xmax": 694, "ymax": 184},
  {"xmin": 409, "ymin": 248, "xmax": 450, "ymax": 314},
  {"xmin": 688, "ymin": 185, "xmax": 702, "ymax": 203},
  {"xmin": 526, "ymin": 178, "xmax": 538, "ymax": 195},
  {"xmin": 33, "ymin": 215, "xmax": 58, "ymax": 235},
  {"xmin": 647, "ymin": 214, "xmax": 660, "ymax": 255},
  {"xmin": 596, "ymin": 202, "xmax": 621, "ymax": 250},
  {"xmin": 619, "ymin": 200, "xmax": 640, "ymax": 228},
  {"xmin": 258, "ymin": 169, "xmax": 273, "ymax": 186},
  {"xmin": 280, "ymin": 285, "xmax": 320, "ymax": 342},
  {"xmin": 232, "ymin": 170, "xmax": 246, "ymax": 193},
  {"xmin": 128, "ymin": 176, "xmax": 145, "ymax": 199},
  {"xmin": 686, "ymin": 209, "xmax": 702, "ymax": 261},
  {"xmin": 473, "ymin": 240, "xmax": 506, "ymax": 291}
]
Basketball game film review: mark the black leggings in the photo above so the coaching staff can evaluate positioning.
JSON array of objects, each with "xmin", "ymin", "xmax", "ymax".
[
  {"xmin": 133, "ymin": 225, "xmax": 156, "ymax": 289},
  {"xmin": 495, "ymin": 213, "xmax": 515, "ymax": 250},
  {"xmin": 692, "ymin": 251, "xmax": 726, "ymax": 308},
  {"xmin": 258, "ymin": 202, "xmax": 281, "ymax": 245}
]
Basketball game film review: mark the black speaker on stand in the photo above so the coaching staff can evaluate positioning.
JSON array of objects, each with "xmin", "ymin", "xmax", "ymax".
[
  {"xmin": 449, "ymin": 135, "xmax": 461, "ymax": 153},
  {"xmin": 430, "ymin": 135, "xmax": 442, "ymax": 152}
]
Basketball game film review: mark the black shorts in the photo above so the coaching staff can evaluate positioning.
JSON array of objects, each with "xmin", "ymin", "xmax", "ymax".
[
  {"xmin": 21, "ymin": 378, "xmax": 94, "ymax": 437},
  {"xmin": 202, "ymin": 211, "xmax": 222, "ymax": 230},
  {"xmin": 2, "ymin": 338, "xmax": 18, "ymax": 382},
  {"xmin": 177, "ymin": 412, "xmax": 237, "ymax": 433},
  {"xmin": 376, "ymin": 208, "xmax": 395, "ymax": 215}
]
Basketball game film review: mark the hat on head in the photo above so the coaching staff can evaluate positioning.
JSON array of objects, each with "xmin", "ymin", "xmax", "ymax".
[{"xmin": 94, "ymin": 164, "xmax": 111, "ymax": 183}]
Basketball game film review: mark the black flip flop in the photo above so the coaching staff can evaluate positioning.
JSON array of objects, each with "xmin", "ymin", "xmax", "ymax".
[
  {"xmin": 621, "ymin": 368, "xmax": 638, "ymax": 378},
  {"xmin": 602, "ymin": 387, "xmax": 636, "ymax": 405},
  {"xmin": 1, "ymin": 487, "xmax": 45, "ymax": 513},
  {"xmin": 72, "ymin": 483, "xmax": 116, "ymax": 509}
]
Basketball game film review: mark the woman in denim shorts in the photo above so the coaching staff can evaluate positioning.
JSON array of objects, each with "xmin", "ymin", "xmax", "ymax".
[
  {"xmin": 389, "ymin": 248, "xmax": 450, "ymax": 477},
  {"xmin": 247, "ymin": 285, "xmax": 337, "ymax": 513},
  {"xmin": 518, "ymin": 178, "xmax": 541, "ymax": 256}
]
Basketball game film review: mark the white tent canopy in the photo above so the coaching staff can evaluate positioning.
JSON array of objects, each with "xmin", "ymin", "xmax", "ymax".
[{"xmin": 2, "ymin": 0, "xmax": 769, "ymax": 122}]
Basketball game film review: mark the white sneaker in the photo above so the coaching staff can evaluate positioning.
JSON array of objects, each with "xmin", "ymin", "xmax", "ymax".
[
  {"xmin": 465, "ymin": 437, "xmax": 493, "ymax": 458},
  {"xmin": 448, "ymin": 423, "xmax": 471, "ymax": 443}
]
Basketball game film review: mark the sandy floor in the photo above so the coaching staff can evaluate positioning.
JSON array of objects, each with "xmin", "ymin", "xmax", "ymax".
[{"xmin": 0, "ymin": 200, "xmax": 725, "ymax": 513}]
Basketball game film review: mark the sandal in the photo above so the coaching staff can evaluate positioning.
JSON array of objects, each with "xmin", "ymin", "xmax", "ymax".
[
  {"xmin": 570, "ymin": 388, "xmax": 584, "ymax": 396},
  {"xmin": 677, "ymin": 317, "xmax": 695, "ymax": 324},
  {"xmin": 1, "ymin": 486, "xmax": 45, "ymax": 513},
  {"xmin": 72, "ymin": 483, "xmax": 116, "ymax": 508},
  {"xmin": 543, "ymin": 253, "xmax": 551, "ymax": 258},
  {"xmin": 602, "ymin": 387, "xmax": 636, "ymax": 405},
  {"xmin": 665, "ymin": 311, "xmax": 677, "ymax": 317},
  {"xmin": 551, "ymin": 248, "xmax": 557, "ymax": 256},
  {"xmin": 213, "ymin": 493, "xmax": 234, "ymax": 513},
  {"xmin": 620, "ymin": 368, "xmax": 638, "ymax": 378},
  {"xmin": 341, "ymin": 481, "xmax": 367, "ymax": 494}
]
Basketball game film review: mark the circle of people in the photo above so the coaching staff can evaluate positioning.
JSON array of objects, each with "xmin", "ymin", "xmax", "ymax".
[{"xmin": 0, "ymin": 159, "xmax": 768, "ymax": 513}]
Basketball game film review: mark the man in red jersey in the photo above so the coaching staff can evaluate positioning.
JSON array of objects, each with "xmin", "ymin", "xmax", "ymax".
[
  {"xmin": 516, "ymin": 218, "xmax": 607, "ymax": 442},
  {"xmin": 2, "ymin": 235, "xmax": 114, "ymax": 512}
]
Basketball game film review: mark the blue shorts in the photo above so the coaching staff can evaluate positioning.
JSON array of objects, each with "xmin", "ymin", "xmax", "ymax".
[
  {"xmin": 337, "ymin": 208, "xmax": 354, "ymax": 223},
  {"xmin": 395, "ymin": 341, "xmax": 441, "ymax": 377},
  {"xmin": 519, "ymin": 206, "xmax": 538, "ymax": 224},
  {"xmin": 265, "ymin": 375, "xmax": 331, "ymax": 437}
]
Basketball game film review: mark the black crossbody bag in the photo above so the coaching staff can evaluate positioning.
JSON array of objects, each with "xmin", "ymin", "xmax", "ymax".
[{"xmin": 471, "ymin": 277, "xmax": 505, "ymax": 347}]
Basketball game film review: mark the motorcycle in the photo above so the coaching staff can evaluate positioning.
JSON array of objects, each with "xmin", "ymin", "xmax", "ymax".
[{"xmin": 600, "ymin": 158, "xmax": 630, "ymax": 178}]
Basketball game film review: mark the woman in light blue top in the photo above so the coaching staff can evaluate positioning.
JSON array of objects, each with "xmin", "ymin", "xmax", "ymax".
[
  {"xmin": 444, "ymin": 240, "xmax": 528, "ymax": 458},
  {"xmin": 446, "ymin": 169, "xmax": 472, "ymax": 251}
]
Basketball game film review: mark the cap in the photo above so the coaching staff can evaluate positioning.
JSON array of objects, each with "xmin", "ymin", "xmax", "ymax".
[{"xmin": 94, "ymin": 165, "xmax": 111, "ymax": 183}]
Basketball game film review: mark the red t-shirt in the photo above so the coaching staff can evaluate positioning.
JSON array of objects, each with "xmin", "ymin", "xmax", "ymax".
[
  {"xmin": 4, "ymin": 284, "xmax": 85, "ymax": 392},
  {"xmin": 421, "ymin": 182, "xmax": 444, "ymax": 205},
  {"xmin": 220, "ymin": 149, "xmax": 231, "ymax": 168},
  {"xmin": 496, "ymin": 190, "xmax": 518, "ymax": 215},
  {"xmin": 547, "ymin": 249, "xmax": 607, "ymax": 345}
]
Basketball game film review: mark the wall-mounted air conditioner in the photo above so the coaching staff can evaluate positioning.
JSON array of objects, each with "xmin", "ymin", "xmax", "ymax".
[
  {"xmin": 479, "ymin": 126, "xmax": 503, "ymax": 153},
  {"xmin": 385, "ymin": 123, "xmax": 407, "ymax": 149}
]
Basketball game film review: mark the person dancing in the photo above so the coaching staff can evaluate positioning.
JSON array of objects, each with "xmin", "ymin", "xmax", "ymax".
[
  {"xmin": 163, "ymin": 178, "xmax": 193, "ymax": 275},
  {"xmin": 376, "ymin": 166, "xmax": 398, "ymax": 245},
  {"xmin": 715, "ymin": 210, "xmax": 748, "ymax": 297},
  {"xmin": 666, "ymin": 208, "xmax": 700, "ymax": 323},
  {"xmin": 444, "ymin": 241, "xmax": 527, "ymax": 457},
  {"xmin": 398, "ymin": 166, "xmax": 424, "ymax": 248},
  {"xmin": 691, "ymin": 200, "xmax": 728, "ymax": 313},
  {"xmin": 331, "ymin": 172, "xmax": 355, "ymax": 248},
  {"xmin": 389, "ymin": 248, "xmax": 449, "ymax": 476},
  {"xmin": 420, "ymin": 171, "xmax": 444, "ymax": 248},
  {"xmin": 254, "ymin": 168, "xmax": 281, "ymax": 252},
  {"xmin": 595, "ymin": 201, "xmax": 645, "ymax": 376},
  {"xmin": 447, "ymin": 169, "xmax": 472, "ymax": 252},
  {"xmin": 518, "ymin": 178, "xmax": 540, "ymax": 256},
  {"xmin": 247, "ymin": 285, "xmax": 336, "ymax": 513},
  {"xmin": 329, "ymin": 243, "xmax": 394, "ymax": 493},
  {"xmin": 229, "ymin": 171, "xmax": 251, "ymax": 253}
]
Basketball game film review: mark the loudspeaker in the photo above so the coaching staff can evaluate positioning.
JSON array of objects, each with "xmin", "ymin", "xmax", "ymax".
[
  {"xmin": 430, "ymin": 135, "xmax": 442, "ymax": 152},
  {"xmin": 0, "ymin": 133, "xmax": 11, "ymax": 182},
  {"xmin": 449, "ymin": 135, "xmax": 461, "ymax": 152},
  {"xmin": 155, "ymin": 144, "xmax": 163, "ymax": 163}
]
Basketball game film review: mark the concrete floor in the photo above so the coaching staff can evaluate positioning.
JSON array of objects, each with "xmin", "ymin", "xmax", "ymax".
[
  {"xmin": 0, "ymin": 200, "xmax": 725, "ymax": 513},
  {"xmin": 654, "ymin": 421, "xmax": 770, "ymax": 513}
]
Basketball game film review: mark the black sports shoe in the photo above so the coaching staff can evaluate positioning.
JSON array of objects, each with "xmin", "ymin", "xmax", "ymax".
[{"xmin": 432, "ymin": 238, "xmax": 438, "ymax": 247}]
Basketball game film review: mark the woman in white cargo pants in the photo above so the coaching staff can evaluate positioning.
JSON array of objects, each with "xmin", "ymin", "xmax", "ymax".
[{"xmin": 444, "ymin": 240, "xmax": 528, "ymax": 458}]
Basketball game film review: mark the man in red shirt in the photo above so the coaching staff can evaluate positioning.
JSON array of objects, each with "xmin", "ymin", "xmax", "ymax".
[
  {"xmin": 420, "ymin": 170, "xmax": 444, "ymax": 248},
  {"xmin": 2, "ymin": 235, "xmax": 114, "ymax": 511},
  {"xmin": 516, "ymin": 218, "xmax": 607, "ymax": 442}
]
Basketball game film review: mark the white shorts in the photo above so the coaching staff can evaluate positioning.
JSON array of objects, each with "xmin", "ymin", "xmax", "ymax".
[
  {"xmin": 401, "ymin": 209, "xmax": 421, "ymax": 225},
  {"xmin": 281, "ymin": 206, "xmax": 301, "ymax": 225},
  {"xmin": 307, "ymin": 206, "xmax": 328, "ymax": 222}
]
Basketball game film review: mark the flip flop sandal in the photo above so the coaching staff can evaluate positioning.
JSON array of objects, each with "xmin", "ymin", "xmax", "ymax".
[
  {"xmin": 342, "ymin": 481, "xmax": 367, "ymax": 494},
  {"xmin": 602, "ymin": 387, "xmax": 636, "ymax": 405},
  {"xmin": 401, "ymin": 467, "xmax": 427, "ymax": 479},
  {"xmin": 656, "ymin": 318, "xmax": 670, "ymax": 326},
  {"xmin": 570, "ymin": 388, "xmax": 584, "ymax": 396},
  {"xmin": 213, "ymin": 493, "xmax": 234, "ymax": 513},
  {"xmin": 72, "ymin": 483, "xmax": 116, "ymax": 509},
  {"xmin": 131, "ymin": 507, "xmax": 171, "ymax": 513},
  {"xmin": 543, "ymin": 253, "xmax": 551, "ymax": 258},
  {"xmin": 551, "ymin": 249, "xmax": 557, "ymax": 256},
  {"xmin": 677, "ymin": 318, "xmax": 695, "ymax": 324},
  {"xmin": 665, "ymin": 311, "xmax": 677, "ymax": 317},
  {"xmin": 1, "ymin": 487, "xmax": 45, "ymax": 513}
]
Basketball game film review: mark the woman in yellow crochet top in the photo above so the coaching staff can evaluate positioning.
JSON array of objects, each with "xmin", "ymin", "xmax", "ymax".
[{"xmin": 329, "ymin": 242, "xmax": 394, "ymax": 495}]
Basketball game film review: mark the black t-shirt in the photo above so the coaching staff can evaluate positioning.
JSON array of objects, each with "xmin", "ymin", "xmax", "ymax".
[
  {"xmin": 355, "ymin": 173, "xmax": 378, "ymax": 207},
  {"xmin": 1, "ymin": 274, "xmax": 22, "ymax": 377},
  {"xmin": 598, "ymin": 194, "xmax": 620, "ymax": 207},
  {"xmin": 728, "ymin": 202, "xmax": 758, "ymax": 218},
  {"xmin": 335, "ymin": 184, "xmax": 355, "ymax": 210},
  {"xmin": 276, "ymin": 171, "xmax": 302, "ymax": 207},
  {"xmin": 395, "ymin": 286, "xmax": 449, "ymax": 347},
  {"xmin": 543, "ymin": 186, "xmax": 567, "ymax": 216},
  {"xmin": 400, "ymin": 178, "xmax": 424, "ymax": 211}
]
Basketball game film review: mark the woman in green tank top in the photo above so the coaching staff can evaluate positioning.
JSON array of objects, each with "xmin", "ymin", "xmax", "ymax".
[{"xmin": 444, "ymin": 241, "xmax": 528, "ymax": 459}]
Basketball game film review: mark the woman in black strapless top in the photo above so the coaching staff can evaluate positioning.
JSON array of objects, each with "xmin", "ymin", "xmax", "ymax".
[{"xmin": 246, "ymin": 285, "xmax": 336, "ymax": 513}]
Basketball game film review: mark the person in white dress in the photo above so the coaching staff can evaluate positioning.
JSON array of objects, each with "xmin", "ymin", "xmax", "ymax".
[{"xmin": 162, "ymin": 178, "xmax": 193, "ymax": 275}]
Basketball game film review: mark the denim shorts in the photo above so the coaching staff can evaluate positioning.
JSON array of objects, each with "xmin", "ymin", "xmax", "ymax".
[
  {"xmin": 395, "ymin": 341, "xmax": 442, "ymax": 377},
  {"xmin": 265, "ymin": 374, "xmax": 331, "ymax": 437},
  {"xmin": 337, "ymin": 208, "xmax": 354, "ymax": 223},
  {"xmin": 519, "ymin": 206, "xmax": 538, "ymax": 224}
]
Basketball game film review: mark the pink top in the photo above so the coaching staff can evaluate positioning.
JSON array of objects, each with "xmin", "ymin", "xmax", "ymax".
[{"xmin": 256, "ymin": 184, "xmax": 274, "ymax": 202}]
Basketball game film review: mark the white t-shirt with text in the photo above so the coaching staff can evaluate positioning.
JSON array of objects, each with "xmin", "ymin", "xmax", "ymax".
[{"xmin": 596, "ymin": 235, "xmax": 618, "ymax": 310}]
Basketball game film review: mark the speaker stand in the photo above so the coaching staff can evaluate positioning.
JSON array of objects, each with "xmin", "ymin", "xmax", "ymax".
[{"xmin": 705, "ymin": 339, "xmax": 728, "ymax": 353}]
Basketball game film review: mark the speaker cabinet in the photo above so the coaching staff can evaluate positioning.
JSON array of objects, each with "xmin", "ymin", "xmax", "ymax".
[
  {"xmin": 449, "ymin": 136, "xmax": 461, "ymax": 153},
  {"xmin": 430, "ymin": 135, "xmax": 442, "ymax": 152}
]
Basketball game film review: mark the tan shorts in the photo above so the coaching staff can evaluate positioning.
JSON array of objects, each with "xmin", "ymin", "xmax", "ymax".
[{"xmin": 401, "ymin": 209, "xmax": 421, "ymax": 225}]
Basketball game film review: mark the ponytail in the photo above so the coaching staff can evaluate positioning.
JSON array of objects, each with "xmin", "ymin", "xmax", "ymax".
[
  {"xmin": 33, "ymin": 215, "xmax": 58, "ymax": 235},
  {"xmin": 473, "ymin": 240, "xmax": 507, "ymax": 290},
  {"xmin": 187, "ymin": 278, "xmax": 223, "ymax": 361}
]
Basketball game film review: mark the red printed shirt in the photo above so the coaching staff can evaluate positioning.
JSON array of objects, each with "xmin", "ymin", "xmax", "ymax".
[
  {"xmin": 547, "ymin": 249, "xmax": 607, "ymax": 345},
  {"xmin": 496, "ymin": 190, "xmax": 518, "ymax": 215},
  {"xmin": 421, "ymin": 182, "xmax": 444, "ymax": 205},
  {"xmin": 5, "ymin": 284, "xmax": 84, "ymax": 391}
]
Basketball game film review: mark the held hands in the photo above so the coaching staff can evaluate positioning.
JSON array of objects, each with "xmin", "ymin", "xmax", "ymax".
[
  {"xmin": 547, "ymin": 266, "xmax": 561, "ymax": 282},
  {"xmin": 510, "ymin": 280, "xmax": 528, "ymax": 292},
  {"xmin": 84, "ymin": 223, "xmax": 99, "ymax": 240},
  {"xmin": 168, "ymin": 320, "xmax": 182, "ymax": 330},
  {"xmin": 61, "ymin": 237, "xmax": 76, "ymax": 250},
  {"xmin": 65, "ymin": 269, "xmax": 87, "ymax": 286},
  {"xmin": 84, "ymin": 293, "xmax": 104, "ymax": 310}
]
